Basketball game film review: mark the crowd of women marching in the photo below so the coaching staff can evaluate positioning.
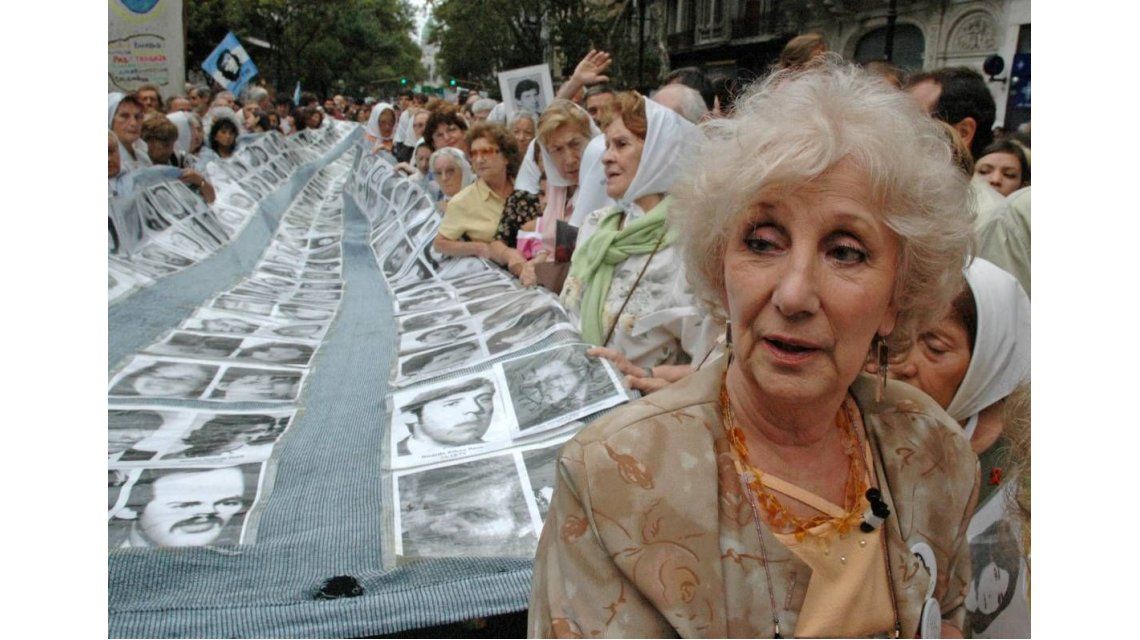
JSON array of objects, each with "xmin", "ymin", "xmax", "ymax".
[{"xmin": 108, "ymin": 31, "xmax": 1031, "ymax": 637}]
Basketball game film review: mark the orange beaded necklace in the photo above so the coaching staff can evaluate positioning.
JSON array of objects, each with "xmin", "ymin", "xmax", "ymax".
[{"xmin": 720, "ymin": 381, "xmax": 868, "ymax": 542}]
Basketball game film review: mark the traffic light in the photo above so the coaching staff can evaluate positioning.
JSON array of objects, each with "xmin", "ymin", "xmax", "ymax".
[{"xmin": 449, "ymin": 78, "xmax": 457, "ymax": 87}]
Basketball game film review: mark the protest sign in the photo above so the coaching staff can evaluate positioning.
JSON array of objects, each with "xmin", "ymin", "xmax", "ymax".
[{"xmin": 108, "ymin": 0, "xmax": 186, "ymax": 97}]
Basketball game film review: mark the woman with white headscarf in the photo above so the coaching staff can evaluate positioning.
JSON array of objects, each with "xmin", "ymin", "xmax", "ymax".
[
  {"xmin": 494, "ymin": 100, "xmax": 602, "ymax": 286},
  {"xmin": 109, "ymin": 92, "xmax": 152, "ymax": 172},
  {"xmin": 365, "ymin": 102, "xmax": 397, "ymax": 155},
  {"xmin": 880, "ymin": 256, "xmax": 1030, "ymax": 637},
  {"xmin": 560, "ymin": 92, "xmax": 722, "ymax": 370},
  {"xmin": 428, "ymin": 147, "xmax": 474, "ymax": 210}
]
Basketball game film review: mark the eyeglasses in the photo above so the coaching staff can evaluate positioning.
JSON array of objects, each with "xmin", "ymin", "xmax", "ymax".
[{"xmin": 470, "ymin": 148, "xmax": 502, "ymax": 160}]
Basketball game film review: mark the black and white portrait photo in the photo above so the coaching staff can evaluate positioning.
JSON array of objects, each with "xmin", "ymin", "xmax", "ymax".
[
  {"xmin": 275, "ymin": 302, "xmax": 334, "ymax": 322},
  {"xmin": 485, "ymin": 304, "xmax": 571, "ymax": 355},
  {"xmin": 208, "ymin": 366, "xmax": 304, "ymax": 402},
  {"xmin": 398, "ymin": 289, "xmax": 456, "ymax": 314},
  {"xmin": 213, "ymin": 295, "xmax": 275, "ymax": 316},
  {"xmin": 267, "ymin": 323, "xmax": 327, "ymax": 341},
  {"xmin": 383, "ymin": 240, "xmax": 414, "ymax": 275},
  {"xmin": 399, "ymin": 321, "xmax": 477, "ymax": 356},
  {"xmin": 399, "ymin": 340, "xmax": 483, "ymax": 380},
  {"xmin": 137, "ymin": 244, "xmax": 194, "ymax": 269},
  {"xmin": 108, "ymin": 463, "xmax": 263, "ymax": 549},
  {"xmin": 146, "ymin": 184, "xmax": 190, "ymax": 221},
  {"xmin": 235, "ymin": 340, "xmax": 315, "ymax": 368},
  {"xmin": 502, "ymin": 344, "xmax": 624, "ymax": 433},
  {"xmin": 497, "ymin": 64, "xmax": 554, "ymax": 115},
  {"xmin": 455, "ymin": 282, "xmax": 516, "ymax": 303},
  {"xmin": 391, "ymin": 375, "xmax": 504, "ymax": 458},
  {"xmin": 109, "ymin": 358, "xmax": 219, "ymax": 400},
  {"xmin": 398, "ymin": 307, "xmax": 468, "ymax": 334},
  {"xmin": 161, "ymin": 412, "xmax": 291, "ymax": 461},
  {"xmin": 108, "ymin": 409, "xmax": 166, "ymax": 458},
  {"xmin": 396, "ymin": 456, "xmax": 536, "ymax": 558},
  {"xmin": 183, "ymin": 311, "xmax": 267, "ymax": 336},
  {"xmin": 146, "ymin": 332, "xmax": 244, "ymax": 359}
]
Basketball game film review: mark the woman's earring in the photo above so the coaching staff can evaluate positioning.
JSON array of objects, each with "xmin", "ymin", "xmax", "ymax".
[{"xmin": 876, "ymin": 336, "xmax": 889, "ymax": 402}]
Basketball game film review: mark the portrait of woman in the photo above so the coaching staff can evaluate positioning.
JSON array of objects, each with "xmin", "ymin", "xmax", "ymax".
[{"xmin": 530, "ymin": 62, "xmax": 979, "ymax": 638}]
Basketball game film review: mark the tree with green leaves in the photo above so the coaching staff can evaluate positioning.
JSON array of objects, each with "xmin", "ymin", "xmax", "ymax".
[
  {"xmin": 187, "ymin": 0, "xmax": 424, "ymax": 98},
  {"xmin": 429, "ymin": 0, "xmax": 661, "ymax": 97}
]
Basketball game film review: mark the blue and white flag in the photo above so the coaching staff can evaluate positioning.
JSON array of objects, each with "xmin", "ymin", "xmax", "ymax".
[
  {"xmin": 292, "ymin": 81, "xmax": 302, "ymax": 106},
  {"xmin": 202, "ymin": 32, "xmax": 259, "ymax": 96}
]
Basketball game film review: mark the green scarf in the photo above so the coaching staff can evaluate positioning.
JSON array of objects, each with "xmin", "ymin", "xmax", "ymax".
[{"xmin": 568, "ymin": 197, "xmax": 674, "ymax": 344}]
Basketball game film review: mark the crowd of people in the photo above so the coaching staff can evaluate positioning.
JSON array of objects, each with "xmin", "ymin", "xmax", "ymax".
[{"xmin": 107, "ymin": 30, "xmax": 1031, "ymax": 637}]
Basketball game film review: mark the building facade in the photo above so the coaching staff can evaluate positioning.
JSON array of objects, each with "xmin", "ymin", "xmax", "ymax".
[{"xmin": 659, "ymin": 0, "xmax": 1030, "ymax": 127}]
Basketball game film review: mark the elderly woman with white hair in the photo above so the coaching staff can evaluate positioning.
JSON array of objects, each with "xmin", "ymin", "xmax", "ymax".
[
  {"xmin": 530, "ymin": 63, "xmax": 979, "ymax": 638},
  {"xmin": 428, "ymin": 147, "xmax": 474, "ymax": 210},
  {"xmin": 109, "ymin": 92, "xmax": 152, "ymax": 172}
]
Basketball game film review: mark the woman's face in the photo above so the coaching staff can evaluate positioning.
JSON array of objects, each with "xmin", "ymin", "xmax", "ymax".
[
  {"xmin": 414, "ymin": 145, "xmax": 432, "ymax": 173},
  {"xmin": 433, "ymin": 157, "xmax": 464, "ymax": 197},
  {"xmin": 379, "ymin": 110, "xmax": 396, "ymax": 138},
  {"xmin": 545, "ymin": 123, "xmax": 589, "ymax": 185},
  {"xmin": 512, "ymin": 117, "xmax": 536, "ymax": 153},
  {"xmin": 109, "ymin": 133, "xmax": 121, "ymax": 178},
  {"xmin": 189, "ymin": 119, "xmax": 205, "ymax": 152},
  {"xmin": 308, "ymin": 111, "xmax": 323, "ymax": 128},
  {"xmin": 885, "ymin": 305, "xmax": 972, "ymax": 411},
  {"xmin": 973, "ymin": 561, "xmax": 1011, "ymax": 614},
  {"xmin": 214, "ymin": 125, "xmax": 236, "ymax": 151},
  {"xmin": 413, "ymin": 111, "xmax": 430, "ymax": 140},
  {"xmin": 112, "ymin": 101, "xmax": 145, "ymax": 144},
  {"xmin": 470, "ymin": 136, "xmax": 507, "ymax": 184},
  {"xmin": 356, "ymin": 108, "xmax": 370, "ymax": 124},
  {"xmin": 602, "ymin": 116, "xmax": 644, "ymax": 199},
  {"xmin": 975, "ymin": 151, "xmax": 1024, "ymax": 197},
  {"xmin": 723, "ymin": 161, "xmax": 900, "ymax": 405},
  {"xmin": 432, "ymin": 122, "xmax": 467, "ymax": 153}
]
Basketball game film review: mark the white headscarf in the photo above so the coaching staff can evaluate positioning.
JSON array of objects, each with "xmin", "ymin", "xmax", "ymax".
[
  {"xmin": 571, "ymin": 135, "xmax": 610, "ymax": 227},
  {"xmin": 108, "ymin": 92, "xmax": 125, "ymax": 128},
  {"xmin": 205, "ymin": 106, "xmax": 243, "ymax": 135},
  {"xmin": 515, "ymin": 139, "xmax": 542, "ymax": 194},
  {"xmin": 166, "ymin": 112, "xmax": 194, "ymax": 155},
  {"xmin": 945, "ymin": 258, "xmax": 1031, "ymax": 425},
  {"xmin": 429, "ymin": 147, "xmax": 475, "ymax": 198},
  {"xmin": 366, "ymin": 102, "xmax": 396, "ymax": 141},
  {"xmin": 611, "ymin": 98, "xmax": 697, "ymax": 217},
  {"xmin": 108, "ymin": 93, "xmax": 152, "ymax": 170}
]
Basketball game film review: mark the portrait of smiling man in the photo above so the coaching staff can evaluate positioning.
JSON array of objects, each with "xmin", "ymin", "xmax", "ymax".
[{"xmin": 397, "ymin": 377, "xmax": 497, "ymax": 457}]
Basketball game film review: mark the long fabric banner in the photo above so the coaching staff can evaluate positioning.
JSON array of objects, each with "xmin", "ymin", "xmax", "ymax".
[{"xmin": 107, "ymin": 122, "xmax": 634, "ymax": 636}]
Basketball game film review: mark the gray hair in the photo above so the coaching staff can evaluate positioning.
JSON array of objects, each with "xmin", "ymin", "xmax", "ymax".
[
  {"xmin": 244, "ymin": 86, "xmax": 269, "ymax": 103},
  {"xmin": 670, "ymin": 61, "xmax": 974, "ymax": 353},
  {"xmin": 652, "ymin": 84, "xmax": 708, "ymax": 124},
  {"xmin": 508, "ymin": 109, "xmax": 536, "ymax": 129},
  {"xmin": 472, "ymin": 98, "xmax": 498, "ymax": 115},
  {"xmin": 429, "ymin": 147, "xmax": 475, "ymax": 189}
]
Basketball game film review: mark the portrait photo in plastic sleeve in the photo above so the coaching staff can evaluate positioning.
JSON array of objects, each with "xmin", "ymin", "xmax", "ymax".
[
  {"xmin": 207, "ymin": 364, "xmax": 306, "ymax": 403},
  {"xmin": 109, "ymin": 356, "xmax": 220, "ymax": 401},
  {"xmin": 500, "ymin": 343, "xmax": 628, "ymax": 434},
  {"xmin": 398, "ymin": 320, "xmax": 479, "ymax": 356},
  {"xmin": 108, "ymin": 462, "xmax": 265, "ymax": 549},
  {"xmin": 232, "ymin": 337, "xmax": 316, "ymax": 368},
  {"xmin": 181, "ymin": 308, "xmax": 276, "ymax": 337},
  {"xmin": 394, "ymin": 454, "xmax": 538, "ymax": 558},
  {"xmin": 387, "ymin": 370, "xmax": 515, "ymax": 469},
  {"xmin": 395, "ymin": 339, "xmax": 488, "ymax": 385},
  {"xmin": 109, "ymin": 407, "xmax": 294, "ymax": 466},
  {"xmin": 398, "ymin": 306, "xmax": 470, "ymax": 334},
  {"xmin": 964, "ymin": 481, "xmax": 1030, "ymax": 638},
  {"xmin": 484, "ymin": 303, "xmax": 574, "ymax": 356},
  {"xmin": 144, "ymin": 331, "xmax": 244, "ymax": 360}
]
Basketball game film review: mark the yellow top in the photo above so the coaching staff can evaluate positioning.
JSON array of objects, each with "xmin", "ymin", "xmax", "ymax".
[{"xmin": 437, "ymin": 179, "xmax": 507, "ymax": 242}]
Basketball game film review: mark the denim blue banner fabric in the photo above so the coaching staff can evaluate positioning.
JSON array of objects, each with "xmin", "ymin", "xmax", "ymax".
[{"xmin": 109, "ymin": 132, "xmax": 540, "ymax": 637}]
